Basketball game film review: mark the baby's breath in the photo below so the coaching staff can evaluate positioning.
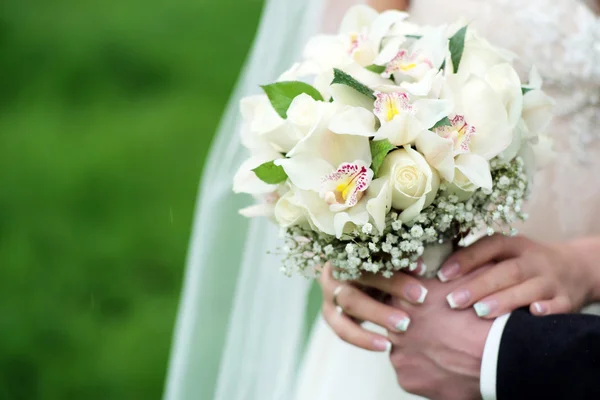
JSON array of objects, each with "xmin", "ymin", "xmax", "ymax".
[{"xmin": 280, "ymin": 157, "xmax": 529, "ymax": 280}]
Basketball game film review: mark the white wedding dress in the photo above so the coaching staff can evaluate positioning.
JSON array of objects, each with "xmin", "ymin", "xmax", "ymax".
[{"xmin": 295, "ymin": 0, "xmax": 600, "ymax": 399}]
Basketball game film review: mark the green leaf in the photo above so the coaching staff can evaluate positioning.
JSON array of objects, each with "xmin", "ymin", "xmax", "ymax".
[
  {"xmin": 370, "ymin": 139, "xmax": 396, "ymax": 177},
  {"xmin": 405, "ymin": 34, "xmax": 422, "ymax": 40},
  {"xmin": 431, "ymin": 116, "xmax": 452, "ymax": 129},
  {"xmin": 252, "ymin": 161, "xmax": 288, "ymax": 184},
  {"xmin": 261, "ymin": 81, "xmax": 324, "ymax": 119},
  {"xmin": 521, "ymin": 87, "xmax": 534, "ymax": 95},
  {"xmin": 365, "ymin": 64, "xmax": 386, "ymax": 74},
  {"xmin": 439, "ymin": 59, "xmax": 446, "ymax": 72},
  {"xmin": 448, "ymin": 26, "xmax": 468, "ymax": 74},
  {"xmin": 331, "ymin": 68, "xmax": 376, "ymax": 100}
]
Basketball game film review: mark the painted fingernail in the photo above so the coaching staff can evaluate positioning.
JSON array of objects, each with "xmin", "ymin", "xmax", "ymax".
[
  {"xmin": 417, "ymin": 261, "xmax": 428, "ymax": 277},
  {"xmin": 405, "ymin": 284, "xmax": 428, "ymax": 304},
  {"xmin": 446, "ymin": 289, "xmax": 471, "ymax": 309},
  {"xmin": 438, "ymin": 261, "xmax": 460, "ymax": 282},
  {"xmin": 533, "ymin": 302, "xmax": 547, "ymax": 315},
  {"xmin": 390, "ymin": 316, "xmax": 411, "ymax": 332},
  {"xmin": 374, "ymin": 338, "xmax": 392, "ymax": 352},
  {"xmin": 474, "ymin": 300, "xmax": 497, "ymax": 317}
]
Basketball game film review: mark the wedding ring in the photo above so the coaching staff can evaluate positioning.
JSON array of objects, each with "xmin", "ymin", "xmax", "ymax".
[{"xmin": 333, "ymin": 285, "xmax": 344, "ymax": 314}]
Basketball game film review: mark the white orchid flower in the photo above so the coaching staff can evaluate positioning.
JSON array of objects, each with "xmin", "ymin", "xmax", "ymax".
[
  {"xmin": 273, "ymin": 102, "xmax": 393, "ymax": 237},
  {"xmin": 239, "ymin": 93, "xmax": 327, "ymax": 154},
  {"xmin": 329, "ymin": 87, "xmax": 452, "ymax": 147},
  {"xmin": 304, "ymin": 6, "xmax": 409, "ymax": 70},
  {"xmin": 292, "ymin": 176, "xmax": 392, "ymax": 238},
  {"xmin": 415, "ymin": 73, "xmax": 508, "ymax": 187},
  {"xmin": 280, "ymin": 6, "xmax": 407, "ymax": 99},
  {"xmin": 375, "ymin": 25, "xmax": 448, "ymax": 84}
]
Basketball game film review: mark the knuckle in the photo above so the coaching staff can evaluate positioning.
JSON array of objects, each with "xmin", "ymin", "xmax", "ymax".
[
  {"xmin": 396, "ymin": 375, "xmax": 426, "ymax": 395},
  {"xmin": 507, "ymin": 262, "xmax": 525, "ymax": 283},
  {"xmin": 561, "ymin": 297, "xmax": 573, "ymax": 311},
  {"xmin": 336, "ymin": 329, "xmax": 351, "ymax": 344}
]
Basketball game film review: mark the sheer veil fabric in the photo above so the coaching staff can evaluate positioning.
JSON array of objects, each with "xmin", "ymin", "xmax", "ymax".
[{"xmin": 163, "ymin": 0, "xmax": 359, "ymax": 399}]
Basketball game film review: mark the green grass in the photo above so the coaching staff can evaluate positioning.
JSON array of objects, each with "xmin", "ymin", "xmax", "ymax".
[{"xmin": 0, "ymin": 0, "xmax": 263, "ymax": 398}]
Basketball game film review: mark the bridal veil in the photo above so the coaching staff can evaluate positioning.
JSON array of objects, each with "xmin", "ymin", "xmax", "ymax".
[{"xmin": 162, "ymin": 0, "xmax": 360, "ymax": 398}]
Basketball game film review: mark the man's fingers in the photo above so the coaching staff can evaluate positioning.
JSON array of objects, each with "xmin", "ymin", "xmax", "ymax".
[
  {"xmin": 438, "ymin": 234, "xmax": 529, "ymax": 282},
  {"xmin": 444, "ymin": 259, "xmax": 529, "ymax": 310},
  {"xmin": 469, "ymin": 278, "xmax": 555, "ymax": 319},
  {"xmin": 322, "ymin": 302, "xmax": 391, "ymax": 352},
  {"xmin": 358, "ymin": 272, "xmax": 429, "ymax": 305}
]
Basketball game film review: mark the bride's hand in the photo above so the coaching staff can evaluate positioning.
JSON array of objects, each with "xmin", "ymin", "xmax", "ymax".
[
  {"xmin": 319, "ymin": 262, "xmax": 428, "ymax": 352},
  {"xmin": 437, "ymin": 234, "xmax": 596, "ymax": 318}
]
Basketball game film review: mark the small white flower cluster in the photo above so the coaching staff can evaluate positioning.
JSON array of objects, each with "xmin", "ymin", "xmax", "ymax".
[{"xmin": 280, "ymin": 157, "xmax": 529, "ymax": 280}]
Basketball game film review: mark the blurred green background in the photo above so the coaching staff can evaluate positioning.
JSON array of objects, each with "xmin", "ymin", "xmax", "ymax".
[{"xmin": 0, "ymin": 0, "xmax": 264, "ymax": 398}]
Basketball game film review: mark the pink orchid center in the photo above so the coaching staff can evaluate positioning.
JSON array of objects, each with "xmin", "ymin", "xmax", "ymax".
[
  {"xmin": 374, "ymin": 91, "xmax": 414, "ymax": 123},
  {"xmin": 384, "ymin": 50, "xmax": 433, "ymax": 78},
  {"xmin": 321, "ymin": 163, "xmax": 371, "ymax": 209},
  {"xmin": 435, "ymin": 115, "xmax": 476, "ymax": 154},
  {"xmin": 348, "ymin": 32, "xmax": 368, "ymax": 55}
]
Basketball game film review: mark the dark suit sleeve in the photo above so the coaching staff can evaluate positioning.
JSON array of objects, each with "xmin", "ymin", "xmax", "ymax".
[{"xmin": 496, "ymin": 308, "xmax": 600, "ymax": 400}]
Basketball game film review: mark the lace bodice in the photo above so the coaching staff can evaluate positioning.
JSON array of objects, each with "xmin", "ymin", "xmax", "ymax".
[{"xmin": 408, "ymin": 0, "xmax": 600, "ymax": 241}]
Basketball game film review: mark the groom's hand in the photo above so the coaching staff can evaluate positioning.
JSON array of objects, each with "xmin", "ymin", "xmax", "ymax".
[{"xmin": 388, "ymin": 274, "xmax": 494, "ymax": 400}]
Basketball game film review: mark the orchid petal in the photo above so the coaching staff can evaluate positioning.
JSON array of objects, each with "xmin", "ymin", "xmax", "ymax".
[
  {"xmin": 374, "ymin": 37, "xmax": 406, "ymax": 65},
  {"xmin": 400, "ymin": 69, "xmax": 438, "ymax": 96},
  {"xmin": 374, "ymin": 114, "xmax": 422, "ymax": 146},
  {"xmin": 369, "ymin": 10, "xmax": 409, "ymax": 46},
  {"xmin": 233, "ymin": 152, "xmax": 283, "ymax": 194},
  {"xmin": 276, "ymin": 156, "xmax": 333, "ymax": 192},
  {"xmin": 414, "ymin": 98, "xmax": 453, "ymax": 129},
  {"xmin": 296, "ymin": 190, "xmax": 336, "ymax": 236},
  {"xmin": 333, "ymin": 201, "xmax": 370, "ymax": 238},
  {"xmin": 330, "ymin": 83, "xmax": 375, "ymax": 110},
  {"xmin": 455, "ymin": 154, "xmax": 492, "ymax": 190},
  {"xmin": 366, "ymin": 178, "xmax": 392, "ymax": 234},
  {"xmin": 460, "ymin": 76, "xmax": 511, "ymax": 159},
  {"xmin": 485, "ymin": 63, "xmax": 523, "ymax": 130},
  {"xmin": 416, "ymin": 129, "xmax": 455, "ymax": 182},
  {"xmin": 523, "ymin": 89, "xmax": 554, "ymax": 135},
  {"xmin": 329, "ymin": 106, "xmax": 377, "ymax": 136},
  {"xmin": 339, "ymin": 5, "xmax": 379, "ymax": 34},
  {"xmin": 413, "ymin": 25, "xmax": 448, "ymax": 68},
  {"xmin": 239, "ymin": 203, "xmax": 275, "ymax": 218}
]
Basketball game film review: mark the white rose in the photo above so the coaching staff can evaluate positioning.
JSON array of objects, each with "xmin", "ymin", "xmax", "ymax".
[{"xmin": 379, "ymin": 147, "xmax": 440, "ymax": 223}]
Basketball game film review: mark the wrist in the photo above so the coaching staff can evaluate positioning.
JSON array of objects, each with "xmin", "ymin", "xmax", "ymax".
[{"xmin": 565, "ymin": 237, "xmax": 600, "ymax": 302}]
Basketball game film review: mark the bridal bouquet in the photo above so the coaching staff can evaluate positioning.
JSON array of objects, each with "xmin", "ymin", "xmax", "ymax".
[{"xmin": 233, "ymin": 6, "xmax": 554, "ymax": 280}]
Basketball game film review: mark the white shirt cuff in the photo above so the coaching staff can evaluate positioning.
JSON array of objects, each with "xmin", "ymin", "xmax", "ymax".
[{"xmin": 480, "ymin": 313, "xmax": 511, "ymax": 400}]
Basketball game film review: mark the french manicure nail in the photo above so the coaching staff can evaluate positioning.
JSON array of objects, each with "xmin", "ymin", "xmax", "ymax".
[
  {"xmin": 390, "ymin": 316, "xmax": 411, "ymax": 332},
  {"xmin": 405, "ymin": 284, "xmax": 428, "ymax": 304},
  {"xmin": 533, "ymin": 302, "xmax": 547, "ymax": 315},
  {"xmin": 474, "ymin": 301, "xmax": 497, "ymax": 317},
  {"xmin": 438, "ymin": 261, "xmax": 460, "ymax": 282},
  {"xmin": 374, "ymin": 338, "xmax": 392, "ymax": 352},
  {"xmin": 418, "ymin": 261, "xmax": 428, "ymax": 277},
  {"xmin": 446, "ymin": 289, "xmax": 471, "ymax": 309}
]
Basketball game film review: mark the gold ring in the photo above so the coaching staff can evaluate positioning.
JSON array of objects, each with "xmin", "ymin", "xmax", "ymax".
[{"xmin": 333, "ymin": 285, "xmax": 344, "ymax": 314}]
